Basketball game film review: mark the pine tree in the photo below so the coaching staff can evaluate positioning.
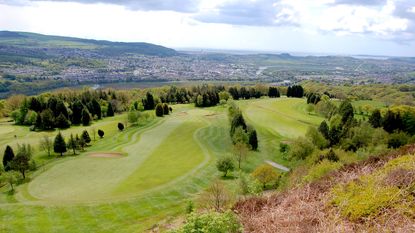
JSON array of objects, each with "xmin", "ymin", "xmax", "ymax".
[
  {"xmin": 53, "ymin": 132, "xmax": 67, "ymax": 156},
  {"xmin": 163, "ymin": 103, "xmax": 169, "ymax": 115},
  {"xmin": 91, "ymin": 99, "xmax": 102, "ymax": 119},
  {"xmin": 155, "ymin": 103, "xmax": 164, "ymax": 117},
  {"xmin": 82, "ymin": 108, "xmax": 91, "ymax": 126},
  {"xmin": 369, "ymin": 109, "xmax": 382, "ymax": 128},
  {"xmin": 55, "ymin": 113, "xmax": 70, "ymax": 129},
  {"xmin": 248, "ymin": 128, "xmax": 258, "ymax": 150},
  {"xmin": 81, "ymin": 130, "xmax": 91, "ymax": 144},
  {"xmin": 318, "ymin": 121, "xmax": 330, "ymax": 140},
  {"xmin": 40, "ymin": 109, "xmax": 54, "ymax": 129},
  {"xmin": 3, "ymin": 145, "xmax": 15, "ymax": 171},
  {"xmin": 107, "ymin": 102, "xmax": 114, "ymax": 117},
  {"xmin": 71, "ymin": 100, "xmax": 83, "ymax": 124}
]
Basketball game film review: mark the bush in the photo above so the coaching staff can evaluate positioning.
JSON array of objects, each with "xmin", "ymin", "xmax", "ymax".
[
  {"xmin": 98, "ymin": 129, "xmax": 104, "ymax": 138},
  {"xmin": 387, "ymin": 131, "xmax": 410, "ymax": 148},
  {"xmin": 252, "ymin": 164, "xmax": 279, "ymax": 188},
  {"xmin": 238, "ymin": 172, "xmax": 263, "ymax": 195},
  {"xmin": 172, "ymin": 211, "xmax": 242, "ymax": 233},
  {"xmin": 331, "ymin": 155, "xmax": 415, "ymax": 221},
  {"xmin": 302, "ymin": 160, "xmax": 342, "ymax": 184},
  {"xmin": 155, "ymin": 103, "xmax": 164, "ymax": 117},
  {"xmin": 118, "ymin": 122, "xmax": 124, "ymax": 131},
  {"xmin": 216, "ymin": 157, "xmax": 235, "ymax": 177},
  {"xmin": 288, "ymin": 137, "xmax": 315, "ymax": 160}
]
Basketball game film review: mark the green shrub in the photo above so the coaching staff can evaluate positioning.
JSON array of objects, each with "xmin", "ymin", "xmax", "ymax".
[
  {"xmin": 331, "ymin": 155, "xmax": 415, "ymax": 221},
  {"xmin": 238, "ymin": 172, "xmax": 263, "ymax": 195},
  {"xmin": 331, "ymin": 178, "xmax": 400, "ymax": 221},
  {"xmin": 302, "ymin": 160, "xmax": 342, "ymax": 184},
  {"xmin": 172, "ymin": 211, "xmax": 242, "ymax": 233}
]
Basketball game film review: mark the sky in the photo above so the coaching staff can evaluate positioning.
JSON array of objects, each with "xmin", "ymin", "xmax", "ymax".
[{"xmin": 0, "ymin": 0, "xmax": 415, "ymax": 56}]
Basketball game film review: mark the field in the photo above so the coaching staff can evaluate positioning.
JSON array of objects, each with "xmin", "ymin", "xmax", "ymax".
[{"xmin": 0, "ymin": 97, "xmax": 324, "ymax": 232}]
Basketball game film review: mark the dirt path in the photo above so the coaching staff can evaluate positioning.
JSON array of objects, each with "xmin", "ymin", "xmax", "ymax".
[{"xmin": 265, "ymin": 160, "xmax": 290, "ymax": 172}]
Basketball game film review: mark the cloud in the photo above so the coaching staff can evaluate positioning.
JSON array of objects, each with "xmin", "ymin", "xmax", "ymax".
[
  {"xmin": 194, "ymin": 0, "xmax": 301, "ymax": 26},
  {"xmin": 333, "ymin": 0, "xmax": 387, "ymax": 6},
  {"xmin": 0, "ymin": 0, "xmax": 201, "ymax": 12}
]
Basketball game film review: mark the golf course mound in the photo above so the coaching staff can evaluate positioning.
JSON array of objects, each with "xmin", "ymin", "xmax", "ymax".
[{"xmin": 88, "ymin": 152, "xmax": 123, "ymax": 158}]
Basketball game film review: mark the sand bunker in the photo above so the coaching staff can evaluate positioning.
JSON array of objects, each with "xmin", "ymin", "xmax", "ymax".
[{"xmin": 88, "ymin": 152, "xmax": 123, "ymax": 158}]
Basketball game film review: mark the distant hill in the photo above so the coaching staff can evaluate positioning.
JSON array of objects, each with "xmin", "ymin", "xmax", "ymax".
[{"xmin": 0, "ymin": 31, "xmax": 178, "ymax": 57}]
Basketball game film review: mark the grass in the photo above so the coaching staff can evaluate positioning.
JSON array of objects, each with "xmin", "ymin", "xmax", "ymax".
[{"xmin": 0, "ymin": 97, "xmax": 329, "ymax": 232}]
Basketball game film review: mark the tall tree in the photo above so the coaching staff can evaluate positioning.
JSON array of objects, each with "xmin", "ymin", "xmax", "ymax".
[
  {"xmin": 81, "ymin": 108, "xmax": 91, "ymax": 126},
  {"xmin": 318, "ymin": 121, "xmax": 330, "ymax": 140},
  {"xmin": 155, "ymin": 103, "xmax": 164, "ymax": 117},
  {"xmin": 71, "ymin": 100, "xmax": 83, "ymax": 124},
  {"xmin": 3, "ymin": 145, "xmax": 15, "ymax": 171},
  {"xmin": 248, "ymin": 128, "xmax": 258, "ymax": 150},
  {"xmin": 233, "ymin": 142, "xmax": 249, "ymax": 169},
  {"xmin": 91, "ymin": 99, "xmax": 102, "ymax": 119},
  {"xmin": 81, "ymin": 130, "xmax": 91, "ymax": 144},
  {"xmin": 338, "ymin": 100, "xmax": 354, "ymax": 124},
  {"xmin": 40, "ymin": 109, "xmax": 54, "ymax": 129},
  {"xmin": 11, "ymin": 144, "xmax": 32, "ymax": 179},
  {"xmin": 67, "ymin": 134, "xmax": 78, "ymax": 155},
  {"xmin": 53, "ymin": 132, "xmax": 67, "ymax": 156},
  {"xmin": 106, "ymin": 102, "xmax": 114, "ymax": 117},
  {"xmin": 55, "ymin": 113, "xmax": 70, "ymax": 129},
  {"xmin": 163, "ymin": 103, "xmax": 169, "ymax": 115},
  {"xmin": 39, "ymin": 135, "xmax": 52, "ymax": 157},
  {"xmin": 369, "ymin": 109, "xmax": 382, "ymax": 128}
]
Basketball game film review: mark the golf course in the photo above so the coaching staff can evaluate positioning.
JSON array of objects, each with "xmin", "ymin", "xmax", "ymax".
[{"xmin": 0, "ymin": 97, "xmax": 324, "ymax": 232}]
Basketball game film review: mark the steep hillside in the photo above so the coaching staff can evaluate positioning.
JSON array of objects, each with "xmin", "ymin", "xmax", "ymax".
[
  {"xmin": 0, "ymin": 31, "xmax": 178, "ymax": 57},
  {"xmin": 234, "ymin": 145, "xmax": 415, "ymax": 232}
]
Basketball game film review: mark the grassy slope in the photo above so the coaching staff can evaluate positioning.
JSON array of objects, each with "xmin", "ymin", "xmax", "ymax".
[
  {"xmin": 239, "ymin": 97, "xmax": 324, "ymax": 167},
  {"xmin": 0, "ymin": 98, "xmax": 328, "ymax": 232},
  {"xmin": 0, "ymin": 105, "xmax": 233, "ymax": 232}
]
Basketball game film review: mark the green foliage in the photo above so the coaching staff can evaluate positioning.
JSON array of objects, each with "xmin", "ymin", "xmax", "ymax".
[
  {"xmin": 155, "ymin": 103, "xmax": 164, "ymax": 117},
  {"xmin": 118, "ymin": 122, "xmax": 124, "ymax": 131},
  {"xmin": 81, "ymin": 130, "xmax": 91, "ymax": 144},
  {"xmin": 0, "ymin": 171, "xmax": 20, "ymax": 191},
  {"xmin": 11, "ymin": 144, "xmax": 32, "ymax": 179},
  {"xmin": 53, "ymin": 132, "xmax": 67, "ymax": 156},
  {"xmin": 338, "ymin": 100, "xmax": 354, "ymax": 124},
  {"xmin": 238, "ymin": 172, "xmax": 263, "ymax": 195},
  {"xmin": 3, "ymin": 145, "xmax": 15, "ymax": 171},
  {"xmin": 279, "ymin": 142, "xmax": 289, "ymax": 154},
  {"xmin": 185, "ymin": 200, "xmax": 194, "ymax": 214},
  {"xmin": 172, "ymin": 211, "xmax": 242, "ymax": 233},
  {"xmin": 302, "ymin": 160, "xmax": 341, "ymax": 184},
  {"xmin": 106, "ymin": 102, "xmax": 114, "ymax": 117},
  {"xmin": 219, "ymin": 91, "xmax": 231, "ymax": 101},
  {"xmin": 387, "ymin": 131, "xmax": 410, "ymax": 148},
  {"xmin": 216, "ymin": 157, "xmax": 235, "ymax": 177},
  {"xmin": 331, "ymin": 155, "xmax": 415, "ymax": 221},
  {"xmin": 55, "ymin": 113, "xmax": 70, "ymax": 129},
  {"xmin": 306, "ymin": 126, "xmax": 328, "ymax": 149},
  {"xmin": 247, "ymin": 128, "xmax": 258, "ymax": 150},
  {"xmin": 81, "ymin": 108, "xmax": 91, "ymax": 126},
  {"xmin": 127, "ymin": 110, "xmax": 139, "ymax": 125},
  {"xmin": 369, "ymin": 109, "xmax": 382, "ymax": 128},
  {"xmin": 98, "ymin": 129, "xmax": 104, "ymax": 138},
  {"xmin": 163, "ymin": 103, "xmax": 169, "ymax": 115},
  {"xmin": 67, "ymin": 134, "xmax": 78, "ymax": 155},
  {"xmin": 252, "ymin": 164, "xmax": 279, "ymax": 188},
  {"xmin": 232, "ymin": 126, "xmax": 248, "ymax": 144},
  {"xmin": 288, "ymin": 137, "xmax": 315, "ymax": 160}
]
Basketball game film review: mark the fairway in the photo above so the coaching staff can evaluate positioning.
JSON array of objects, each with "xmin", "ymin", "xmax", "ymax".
[{"xmin": 0, "ymin": 98, "xmax": 325, "ymax": 232}]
